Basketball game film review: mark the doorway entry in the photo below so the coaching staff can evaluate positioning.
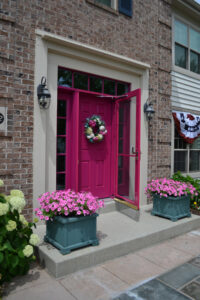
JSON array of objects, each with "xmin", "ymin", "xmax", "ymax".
[{"xmin": 57, "ymin": 77, "xmax": 141, "ymax": 209}]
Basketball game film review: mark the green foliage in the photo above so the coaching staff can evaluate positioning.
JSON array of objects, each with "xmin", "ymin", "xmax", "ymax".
[
  {"xmin": 0, "ymin": 190, "xmax": 38, "ymax": 293},
  {"xmin": 172, "ymin": 171, "xmax": 200, "ymax": 209}
]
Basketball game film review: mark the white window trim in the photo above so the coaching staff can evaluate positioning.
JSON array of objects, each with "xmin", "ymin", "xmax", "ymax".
[
  {"xmin": 172, "ymin": 13, "xmax": 200, "ymax": 78},
  {"xmin": 171, "ymin": 119, "xmax": 200, "ymax": 178}
]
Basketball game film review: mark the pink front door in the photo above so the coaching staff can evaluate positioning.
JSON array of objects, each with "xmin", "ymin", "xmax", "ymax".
[
  {"xmin": 57, "ymin": 86, "xmax": 141, "ymax": 209},
  {"xmin": 79, "ymin": 93, "xmax": 113, "ymax": 198}
]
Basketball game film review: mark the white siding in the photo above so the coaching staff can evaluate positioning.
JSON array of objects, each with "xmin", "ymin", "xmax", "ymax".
[{"xmin": 171, "ymin": 71, "xmax": 200, "ymax": 111}]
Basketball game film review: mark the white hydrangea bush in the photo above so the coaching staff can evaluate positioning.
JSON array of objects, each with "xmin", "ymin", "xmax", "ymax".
[{"xmin": 0, "ymin": 180, "xmax": 39, "ymax": 289}]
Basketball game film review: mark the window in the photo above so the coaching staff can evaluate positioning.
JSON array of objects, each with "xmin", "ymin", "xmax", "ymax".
[
  {"xmin": 58, "ymin": 67, "xmax": 130, "ymax": 96},
  {"xmin": 174, "ymin": 19, "xmax": 200, "ymax": 74},
  {"xmin": 87, "ymin": 0, "xmax": 132, "ymax": 17},
  {"xmin": 174, "ymin": 127, "xmax": 200, "ymax": 173},
  {"xmin": 96, "ymin": 0, "xmax": 112, "ymax": 7}
]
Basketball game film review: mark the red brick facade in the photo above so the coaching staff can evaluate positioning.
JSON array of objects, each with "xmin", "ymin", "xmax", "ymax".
[{"xmin": 0, "ymin": 0, "xmax": 172, "ymax": 219}]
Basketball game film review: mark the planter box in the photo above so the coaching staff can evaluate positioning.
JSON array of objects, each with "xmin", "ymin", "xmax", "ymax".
[
  {"xmin": 151, "ymin": 194, "xmax": 191, "ymax": 222},
  {"xmin": 44, "ymin": 213, "xmax": 99, "ymax": 254}
]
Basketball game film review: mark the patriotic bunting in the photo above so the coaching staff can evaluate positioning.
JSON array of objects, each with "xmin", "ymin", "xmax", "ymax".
[{"xmin": 172, "ymin": 111, "xmax": 200, "ymax": 144}]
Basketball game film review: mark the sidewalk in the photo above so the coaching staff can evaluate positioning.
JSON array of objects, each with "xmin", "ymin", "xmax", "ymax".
[{"xmin": 3, "ymin": 228, "xmax": 200, "ymax": 300}]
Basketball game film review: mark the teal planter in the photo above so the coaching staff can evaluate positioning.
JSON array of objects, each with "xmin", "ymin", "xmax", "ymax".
[
  {"xmin": 44, "ymin": 213, "xmax": 99, "ymax": 254},
  {"xmin": 151, "ymin": 194, "xmax": 191, "ymax": 222}
]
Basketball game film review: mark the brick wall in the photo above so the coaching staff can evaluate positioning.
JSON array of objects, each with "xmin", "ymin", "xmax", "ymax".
[{"xmin": 0, "ymin": 0, "xmax": 172, "ymax": 217}]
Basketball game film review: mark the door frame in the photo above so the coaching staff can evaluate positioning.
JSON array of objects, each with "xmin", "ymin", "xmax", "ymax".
[{"xmin": 58, "ymin": 86, "xmax": 141, "ymax": 209}]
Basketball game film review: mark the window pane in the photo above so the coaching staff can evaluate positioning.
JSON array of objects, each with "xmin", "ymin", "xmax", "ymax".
[
  {"xmin": 174, "ymin": 128, "xmax": 187, "ymax": 149},
  {"xmin": 190, "ymin": 137, "xmax": 200, "ymax": 149},
  {"xmin": 175, "ymin": 44, "xmax": 187, "ymax": 69},
  {"xmin": 174, "ymin": 151, "xmax": 187, "ymax": 172},
  {"xmin": 190, "ymin": 51, "xmax": 200, "ymax": 74},
  {"xmin": 96, "ymin": 0, "xmax": 111, "ymax": 6},
  {"xmin": 119, "ymin": 139, "xmax": 123, "ymax": 154},
  {"xmin": 118, "ymin": 156, "xmax": 123, "ymax": 168},
  {"xmin": 57, "ymin": 100, "xmax": 66, "ymax": 117},
  {"xmin": 118, "ymin": 169, "xmax": 122, "ymax": 185},
  {"xmin": 190, "ymin": 28, "xmax": 200, "ymax": 53},
  {"xmin": 57, "ymin": 137, "xmax": 66, "ymax": 153},
  {"xmin": 57, "ymin": 119, "xmax": 66, "ymax": 135},
  {"xmin": 56, "ymin": 173, "xmax": 65, "ymax": 190},
  {"xmin": 119, "ymin": 106, "xmax": 124, "ymax": 122},
  {"xmin": 90, "ymin": 76, "xmax": 102, "ymax": 93},
  {"xmin": 58, "ymin": 68, "xmax": 72, "ymax": 87},
  {"xmin": 174, "ymin": 19, "xmax": 188, "ymax": 46},
  {"xmin": 57, "ymin": 155, "xmax": 66, "ymax": 172},
  {"xmin": 190, "ymin": 151, "xmax": 200, "ymax": 172},
  {"xmin": 104, "ymin": 79, "xmax": 115, "ymax": 95},
  {"xmin": 117, "ymin": 83, "xmax": 129, "ymax": 95},
  {"xmin": 74, "ymin": 72, "xmax": 88, "ymax": 90}
]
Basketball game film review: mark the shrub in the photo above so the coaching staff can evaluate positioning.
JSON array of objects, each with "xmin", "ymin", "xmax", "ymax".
[
  {"xmin": 172, "ymin": 171, "xmax": 200, "ymax": 210},
  {"xmin": 0, "ymin": 180, "xmax": 39, "ymax": 296}
]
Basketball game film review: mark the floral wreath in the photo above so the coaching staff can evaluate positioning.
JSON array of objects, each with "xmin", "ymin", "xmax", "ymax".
[{"xmin": 84, "ymin": 115, "xmax": 107, "ymax": 143}]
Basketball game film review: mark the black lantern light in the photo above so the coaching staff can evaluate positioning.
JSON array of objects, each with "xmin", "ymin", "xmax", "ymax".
[
  {"xmin": 144, "ymin": 100, "xmax": 155, "ymax": 121},
  {"xmin": 37, "ymin": 77, "xmax": 51, "ymax": 109}
]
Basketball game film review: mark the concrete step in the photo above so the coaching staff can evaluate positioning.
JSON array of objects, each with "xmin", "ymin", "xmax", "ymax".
[
  {"xmin": 98, "ymin": 198, "xmax": 116, "ymax": 214},
  {"xmin": 35, "ymin": 205, "xmax": 200, "ymax": 278}
]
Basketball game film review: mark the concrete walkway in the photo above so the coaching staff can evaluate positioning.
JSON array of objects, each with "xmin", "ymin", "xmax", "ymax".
[{"xmin": 3, "ymin": 228, "xmax": 200, "ymax": 300}]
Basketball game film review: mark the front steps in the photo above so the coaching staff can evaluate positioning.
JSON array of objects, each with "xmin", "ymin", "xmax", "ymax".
[{"xmin": 35, "ymin": 200, "xmax": 200, "ymax": 278}]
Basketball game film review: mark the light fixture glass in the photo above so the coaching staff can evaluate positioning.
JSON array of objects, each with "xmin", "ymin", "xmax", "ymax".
[
  {"xmin": 37, "ymin": 77, "xmax": 51, "ymax": 109},
  {"xmin": 144, "ymin": 101, "xmax": 155, "ymax": 121}
]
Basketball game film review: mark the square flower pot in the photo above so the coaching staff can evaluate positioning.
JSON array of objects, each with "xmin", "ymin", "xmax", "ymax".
[
  {"xmin": 44, "ymin": 213, "xmax": 99, "ymax": 254},
  {"xmin": 151, "ymin": 194, "xmax": 191, "ymax": 221}
]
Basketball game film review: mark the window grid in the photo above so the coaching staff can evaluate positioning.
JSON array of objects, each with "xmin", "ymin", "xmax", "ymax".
[
  {"xmin": 174, "ymin": 18, "xmax": 200, "ymax": 75},
  {"xmin": 174, "ymin": 127, "xmax": 200, "ymax": 173},
  {"xmin": 56, "ymin": 99, "xmax": 67, "ymax": 190},
  {"xmin": 58, "ymin": 67, "xmax": 130, "ymax": 96}
]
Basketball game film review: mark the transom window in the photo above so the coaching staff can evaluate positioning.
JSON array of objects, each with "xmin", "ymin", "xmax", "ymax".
[
  {"xmin": 174, "ymin": 127, "xmax": 200, "ymax": 173},
  {"xmin": 174, "ymin": 18, "xmax": 200, "ymax": 75},
  {"xmin": 58, "ymin": 67, "xmax": 130, "ymax": 96}
]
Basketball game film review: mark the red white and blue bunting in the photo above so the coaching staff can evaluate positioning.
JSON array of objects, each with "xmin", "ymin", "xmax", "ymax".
[{"xmin": 172, "ymin": 111, "xmax": 200, "ymax": 144}]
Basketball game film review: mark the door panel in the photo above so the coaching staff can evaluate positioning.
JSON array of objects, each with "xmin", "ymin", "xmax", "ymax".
[
  {"xmin": 79, "ymin": 93, "xmax": 112, "ymax": 198},
  {"xmin": 115, "ymin": 89, "xmax": 141, "ymax": 209}
]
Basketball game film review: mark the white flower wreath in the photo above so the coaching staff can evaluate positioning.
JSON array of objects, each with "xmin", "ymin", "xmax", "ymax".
[{"xmin": 84, "ymin": 115, "xmax": 107, "ymax": 143}]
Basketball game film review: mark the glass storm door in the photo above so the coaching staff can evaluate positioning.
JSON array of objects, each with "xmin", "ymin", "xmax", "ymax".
[{"xmin": 115, "ymin": 89, "xmax": 141, "ymax": 209}]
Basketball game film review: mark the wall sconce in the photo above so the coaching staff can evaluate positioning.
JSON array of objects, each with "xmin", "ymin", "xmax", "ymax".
[
  {"xmin": 37, "ymin": 77, "xmax": 51, "ymax": 109},
  {"xmin": 144, "ymin": 100, "xmax": 155, "ymax": 121}
]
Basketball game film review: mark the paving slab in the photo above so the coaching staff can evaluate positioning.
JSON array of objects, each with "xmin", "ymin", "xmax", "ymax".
[
  {"xmin": 137, "ymin": 242, "xmax": 193, "ymax": 269},
  {"xmin": 164, "ymin": 231, "xmax": 200, "ymax": 256},
  {"xmin": 189, "ymin": 256, "xmax": 200, "ymax": 268},
  {"xmin": 102, "ymin": 253, "xmax": 165, "ymax": 285},
  {"xmin": 158, "ymin": 263, "xmax": 200, "ymax": 289},
  {"xmin": 113, "ymin": 279, "xmax": 191, "ymax": 300},
  {"xmin": 3, "ymin": 281, "xmax": 76, "ymax": 300},
  {"xmin": 60, "ymin": 265, "xmax": 128, "ymax": 300},
  {"xmin": 181, "ymin": 281, "xmax": 200, "ymax": 300},
  {"xmin": 35, "ymin": 206, "xmax": 200, "ymax": 277}
]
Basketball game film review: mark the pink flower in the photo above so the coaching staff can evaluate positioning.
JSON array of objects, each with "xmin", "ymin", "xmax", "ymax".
[{"xmin": 36, "ymin": 189, "xmax": 104, "ymax": 219}]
